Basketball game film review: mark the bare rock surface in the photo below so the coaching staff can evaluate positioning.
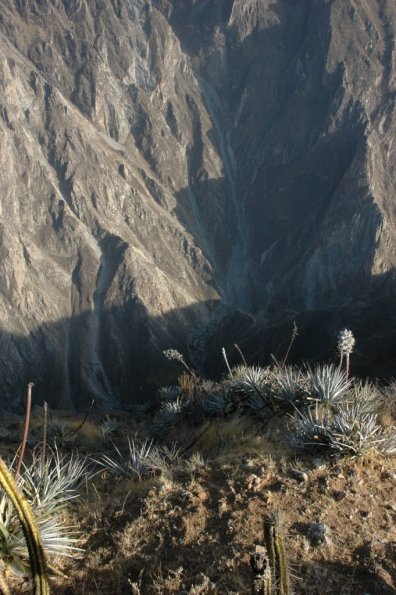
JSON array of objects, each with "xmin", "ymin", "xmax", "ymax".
[{"xmin": 0, "ymin": 0, "xmax": 395, "ymax": 407}]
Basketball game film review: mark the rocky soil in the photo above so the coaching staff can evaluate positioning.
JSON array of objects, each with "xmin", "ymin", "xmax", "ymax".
[
  {"xmin": 1, "ymin": 408, "xmax": 395, "ymax": 595},
  {"xmin": 62, "ymin": 453, "xmax": 396, "ymax": 594}
]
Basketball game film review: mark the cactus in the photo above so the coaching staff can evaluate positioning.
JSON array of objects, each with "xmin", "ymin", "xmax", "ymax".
[
  {"xmin": 275, "ymin": 530, "xmax": 290, "ymax": 595},
  {"xmin": 263, "ymin": 513, "xmax": 290, "ymax": 595},
  {"xmin": 250, "ymin": 546, "xmax": 272, "ymax": 595},
  {"xmin": 263, "ymin": 514, "xmax": 277, "ymax": 590},
  {"xmin": 0, "ymin": 457, "xmax": 49, "ymax": 595}
]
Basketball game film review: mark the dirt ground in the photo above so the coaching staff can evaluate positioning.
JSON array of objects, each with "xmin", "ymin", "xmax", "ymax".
[
  {"xmin": 57, "ymin": 453, "xmax": 395, "ymax": 594},
  {"xmin": 1, "ymin": 410, "xmax": 395, "ymax": 595}
]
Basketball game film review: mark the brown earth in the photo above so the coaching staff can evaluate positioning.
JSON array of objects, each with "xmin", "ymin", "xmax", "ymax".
[{"xmin": 1, "ymin": 407, "xmax": 395, "ymax": 595}]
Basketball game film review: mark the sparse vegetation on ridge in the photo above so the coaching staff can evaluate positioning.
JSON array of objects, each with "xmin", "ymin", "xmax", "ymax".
[{"xmin": 0, "ymin": 332, "xmax": 395, "ymax": 593}]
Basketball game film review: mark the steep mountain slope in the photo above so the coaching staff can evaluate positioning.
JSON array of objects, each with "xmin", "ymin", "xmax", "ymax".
[{"xmin": 0, "ymin": 0, "xmax": 395, "ymax": 407}]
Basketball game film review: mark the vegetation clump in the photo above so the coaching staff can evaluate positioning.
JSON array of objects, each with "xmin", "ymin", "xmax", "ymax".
[{"xmin": 0, "ymin": 330, "xmax": 394, "ymax": 593}]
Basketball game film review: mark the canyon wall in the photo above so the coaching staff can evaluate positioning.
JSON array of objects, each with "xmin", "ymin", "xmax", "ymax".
[{"xmin": 0, "ymin": 0, "xmax": 395, "ymax": 407}]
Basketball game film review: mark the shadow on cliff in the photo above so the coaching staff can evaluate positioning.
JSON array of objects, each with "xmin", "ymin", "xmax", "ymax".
[
  {"xmin": 204, "ymin": 285, "xmax": 396, "ymax": 380},
  {"xmin": 171, "ymin": 0, "xmax": 375, "ymax": 313},
  {"xmin": 1, "ymin": 276, "xmax": 396, "ymax": 413},
  {"xmin": 1, "ymin": 0, "xmax": 395, "ymax": 412},
  {"xmin": 0, "ymin": 296, "xmax": 221, "ymax": 412}
]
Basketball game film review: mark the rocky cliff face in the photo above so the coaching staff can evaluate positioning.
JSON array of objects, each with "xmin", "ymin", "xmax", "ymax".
[{"xmin": 0, "ymin": 0, "xmax": 395, "ymax": 408}]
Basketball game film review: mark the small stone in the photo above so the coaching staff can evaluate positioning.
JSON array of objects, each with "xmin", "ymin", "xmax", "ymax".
[
  {"xmin": 382, "ymin": 470, "xmax": 396, "ymax": 480},
  {"xmin": 228, "ymin": 483, "xmax": 236, "ymax": 495},
  {"xmin": 243, "ymin": 456, "xmax": 255, "ymax": 468},
  {"xmin": 262, "ymin": 491, "xmax": 272, "ymax": 504},
  {"xmin": 218, "ymin": 499, "xmax": 228, "ymax": 513},
  {"xmin": 247, "ymin": 473, "xmax": 261, "ymax": 491},
  {"xmin": 312, "ymin": 458, "xmax": 326, "ymax": 469},
  {"xmin": 308, "ymin": 522, "xmax": 328, "ymax": 546},
  {"xmin": 318, "ymin": 477, "xmax": 329, "ymax": 494},
  {"xmin": 289, "ymin": 468, "xmax": 308, "ymax": 482},
  {"xmin": 247, "ymin": 473, "xmax": 258, "ymax": 483},
  {"xmin": 333, "ymin": 490, "xmax": 347, "ymax": 501}
]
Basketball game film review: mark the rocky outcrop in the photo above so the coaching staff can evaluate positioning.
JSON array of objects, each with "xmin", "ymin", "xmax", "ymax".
[{"xmin": 0, "ymin": 0, "xmax": 395, "ymax": 408}]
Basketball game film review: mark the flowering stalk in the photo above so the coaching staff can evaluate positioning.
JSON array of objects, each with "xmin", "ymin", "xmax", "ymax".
[
  {"xmin": 41, "ymin": 401, "xmax": 48, "ymax": 470},
  {"xmin": 163, "ymin": 349, "xmax": 199, "ymax": 382},
  {"xmin": 337, "ymin": 329, "xmax": 355, "ymax": 381},
  {"xmin": 234, "ymin": 343, "xmax": 247, "ymax": 366},
  {"xmin": 15, "ymin": 382, "xmax": 34, "ymax": 480},
  {"xmin": 282, "ymin": 320, "xmax": 298, "ymax": 367},
  {"xmin": 222, "ymin": 347, "xmax": 232, "ymax": 377}
]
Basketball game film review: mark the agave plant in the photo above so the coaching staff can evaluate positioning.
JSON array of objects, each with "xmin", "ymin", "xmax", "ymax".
[
  {"xmin": 306, "ymin": 364, "xmax": 350, "ymax": 406},
  {"xmin": 231, "ymin": 365, "xmax": 269, "ymax": 390},
  {"xmin": 96, "ymin": 437, "xmax": 181, "ymax": 481},
  {"xmin": 47, "ymin": 420, "xmax": 74, "ymax": 447},
  {"xmin": 288, "ymin": 406, "xmax": 336, "ymax": 453},
  {"xmin": 150, "ymin": 398, "xmax": 185, "ymax": 439},
  {"xmin": 95, "ymin": 437, "xmax": 158, "ymax": 481},
  {"xmin": 198, "ymin": 394, "xmax": 226, "ymax": 415},
  {"xmin": 184, "ymin": 451, "xmax": 205, "ymax": 472},
  {"xmin": 0, "ymin": 447, "xmax": 90, "ymax": 579},
  {"xmin": 20, "ymin": 447, "xmax": 92, "ymax": 513},
  {"xmin": 229, "ymin": 365, "xmax": 270, "ymax": 408},
  {"xmin": 158, "ymin": 386, "xmax": 182, "ymax": 400},
  {"xmin": 331, "ymin": 404, "xmax": 384, "ymax": 457},
  {"xmin": 244, "ymin": 393, "xmax": 269, "ymax": 413},
  {"xmin": 0, "ymin": 500, "xmax": 82, "ymax": 571},
  {"xmin": 349, "ymin": 381, "xmax": 380, "ymax": 415},
  {"xmin": 161, "ymin": 398, "xmax": 184, "ymax": 415},
  {"xmin": 130, "ymin": 402, "xmax": 155, "ymax": 417},
  {"xmin": 273, "ymin": 365, "xmax": 308, "ymax": 406},
  {"xmin": 0, "ymin": 491, "xmax": 28, "ymax": 575},
  {"xmin": 289, "ymin": 399, "xmax": 394, "ymax": 458},
  {"xmin": 379, "ymin": 380, "xmax": 396, "ymax": 419},
  {"xmin": 198, "ymin": 387, "xmax": 235, "ymax": 416},
  {"xmin": 144, "ymin": 444, "xmax": 182, "ymax": 480},
  {"xmin": 377, "ymin": 429, "xmax": 396, "ymax": 456},
  {"xmin": 98, "ymin": 416, "xmax": 120, "ymax": 443}
]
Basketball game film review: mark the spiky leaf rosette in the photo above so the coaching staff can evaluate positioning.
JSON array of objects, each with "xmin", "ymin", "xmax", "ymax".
[
  {"xmin": 306, "ymin": 364, "xmax": 350, "ymax": 405},
  {"xmin": 273, "ymin": 365, "xmax": 309, "ymax": 406},
  {"xmin": 0, "ymin": 458, "xmax": 49, "ymax": 594},
  {"xmin": 0, "ymin": 447, "xmax": 89, "ymax": 573},
  {"xmin": 95, "ymin": 437, "xmax": 157, "ymax": 481}
]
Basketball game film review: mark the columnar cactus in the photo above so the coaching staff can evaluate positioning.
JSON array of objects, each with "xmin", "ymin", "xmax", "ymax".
[
  {"xmin": 263, "ymin": 513, "xmax": 290, "ymax": 595},
  {"xmin": 0, "ymin": 458, "xmax": 49, "ymax": 595}
]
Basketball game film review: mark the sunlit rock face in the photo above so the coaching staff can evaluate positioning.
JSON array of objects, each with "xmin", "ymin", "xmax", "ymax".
[{"xmin": 0, "ymin": 0, "xmax": 395, "ymax": 408}]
